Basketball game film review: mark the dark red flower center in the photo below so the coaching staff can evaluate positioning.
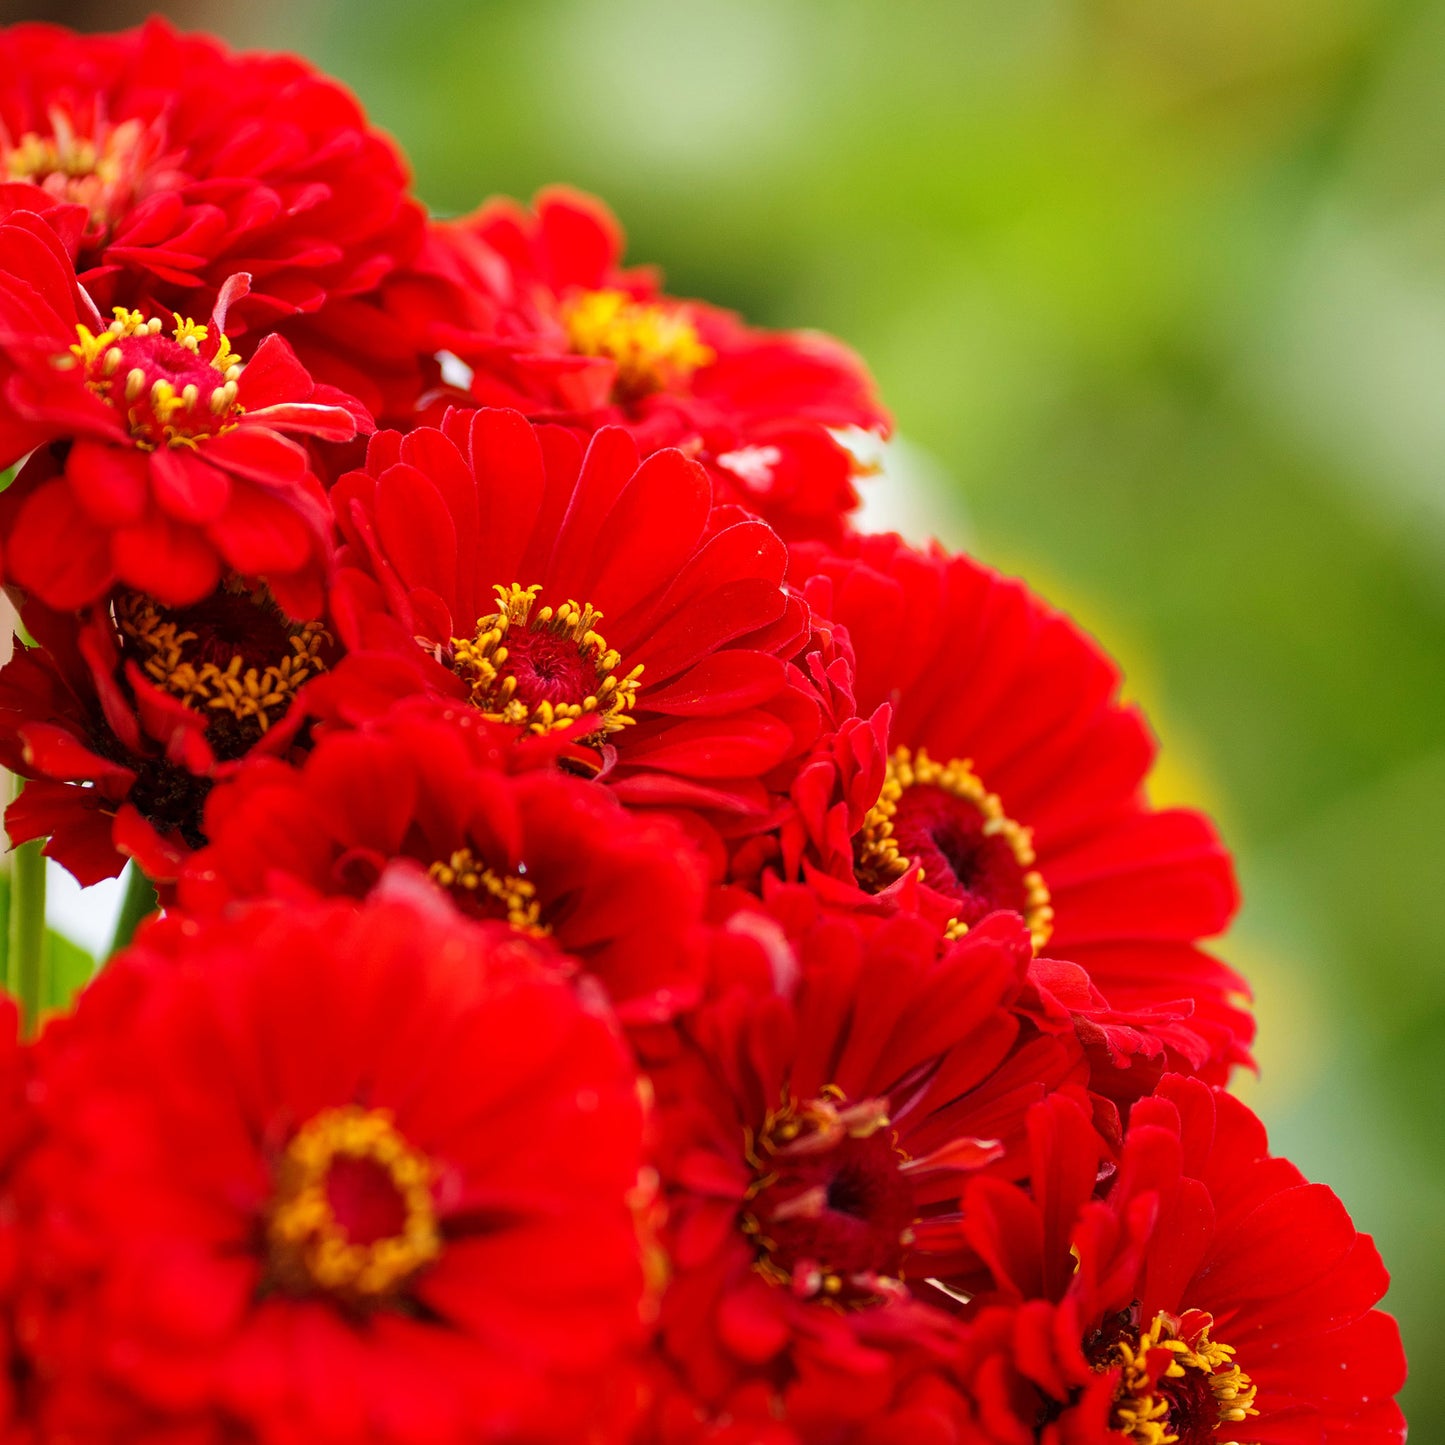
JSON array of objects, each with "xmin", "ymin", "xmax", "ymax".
[
  {"xmin": 744, "ymin": 1089, "xmax": 917, "ymax": 1306},
  {"xmin": 561, "ymin": 288, "xmax": 714, "ymax": 403},
  {"xmin": 266, "ymin": 1105, "xmax": 441, "ymax": 1307},
  {"xmin": 3, "ymin": 113, "xmax": 151, "ymax": 239},
  {"xmin": 1085, "ymin": 1308, "xmax": 1259, "ymax": 1444},
  {"xmin": 325, "ymin": 1154, "xmax": 410, "ymax": 1247},
  {"xmin": 448, "ymin": 583, "xmax": 642, "ymax": 740},
  {"xmin": 71, "ymin": 310, "xmax": 243, "ymax": 448},
  {"xmin": 97, "ymin": 747, "xmax": 214, "ymax": 851},
  {"xmin": 855, "ymin": 747, "xmax": 1054, "ymax": 950},
  {"xmin": 115, "ymin": 583, "xmax": 330, "ymax": 761}
]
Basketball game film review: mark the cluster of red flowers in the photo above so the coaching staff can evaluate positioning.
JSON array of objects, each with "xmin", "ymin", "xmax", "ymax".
[{"xmin": 0, "ymin": 20, "xmax": 1406, "ymax": 1445}]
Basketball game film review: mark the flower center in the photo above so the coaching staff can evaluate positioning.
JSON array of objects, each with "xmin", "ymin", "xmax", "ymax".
[
  {"xmin": 855, "ymin": 747, "xmax": 1053, "ymax": 951},
  {"xmin": 1090, "ymin": 1310, "xmax": 1260, "ymax": 1445},
  {"xmin": 266, "ymin": 1106, "xmax": 441, "ymax": 1307},
  {"xmin": 427, "ymin": 848, "xmax": 551, "ymax": 936},
  {"xmin": 561, "ymin": 288, "xmax": 714, "ymax": 403},
  {"xmin": 115, "ymin": 583, "xmax": 330, "ymax": 761},
  {"xmin": 68, "ymin": 308, "xmax": 242, "ymax": 449},
  {"xmin": 743, "ymin": 1087, "xmax": 917, "ymax": 1307},
  {"xmin": 3, "ymin": 110, "xmax": 151, "ymax": 239},
  {"xmin": 448, "ymin": 584, "xmax": 643, "ymax": 740},
  {"xmin": 103, "ymin": 751, "xmax": 214, "ymax": 851}
]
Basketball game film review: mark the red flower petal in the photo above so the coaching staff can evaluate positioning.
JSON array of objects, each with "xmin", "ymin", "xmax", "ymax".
[
  {"xmin": 65, "ymin": 439, "xmax": 151, "ymax": 526},
  {"xmin": 111, "ymin": 511, "xmax": 222, "ymax": 606},
  {"xmin": 150, "ymin": 448, "xmax": 233, "ymax": 524},
  {"xmin": 210, "ymin": 485, "xmax": 317, "ymax": 577},
  {"xmin": 6, "ymin": 475, "xmax": 117, "ymax": 609}
]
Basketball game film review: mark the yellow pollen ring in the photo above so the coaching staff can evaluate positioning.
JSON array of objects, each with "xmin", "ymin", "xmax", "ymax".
[
  {"xmin": 449, "ymin": 583, "xmax": 643, "ymax": 739},
  {"xmin": 3, "ymin": 114, "xmax": 149, "ymax": 230},
  {"xmin": 856, "ymin": 746, "xmax": 1054, "ymax": 952},
  {"xmin": 428, "ymin": 847, "xmax": 551, "ymax": 936},
  {"xmin": 266, "ymin": 1105, "xmax": 441, "ymax": 1303},
  {"xmin": 561, "ymin": 287, "xmax": 714, "ymax": 400},
  {"xmin": 69, "ymin": 308, "xmax": 243, "ymax": 449},
  {"xmin": 116, "ymin": 588, "xmax": 329, "ymax": 734},
  {"xmin": 6, "ymin": 129, "xmax": 101, "ymax": 181},
  {"xmin": 1100, "ymin": 1311, "xmax": 1260, "ymax": 1445},
  {"xmin": 742, "ymin": 1086, "xmax": 914, "ymax": 1309}
]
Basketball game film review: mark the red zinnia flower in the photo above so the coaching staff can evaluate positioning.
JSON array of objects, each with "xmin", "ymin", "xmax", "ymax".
[
  {"xmin": 0, "ymin": 201, "xmax": 365, "ymax": 618},
  {"xmin": 0, "ymin": 19, "xmax": 428, "ymax": 418},
  {"xmin": 321, "ymin": 406, "xmax": 822, "ymax": 851},
  {"xmin": 0, "ymin": 584, "xmax": 333, "ymax": 885},
  {"xmin": 638, "ymin": 1323, "xmax": 983, "ymax": 1445},
  {"xmin": 0, "ymin": 999, "xmax": 27, "ymax": 1441},
  {"xmin": 179, "ymin": 701, "xmax": 709, "ymax": 1022},
  {"xmin": 424, "ymin": 187, "xmax": 889, "ymax": 542},
  {"xmin": 953, "ymin": 1079, "xmax": 1407, "ymax": 1443},
  {"xmin": 641, "ymin": 889, "xmax": 1087, "ymax": 1438},
  {"xmin": 15, "ymin": 885, "xmax": 648, "ymax": 1443},
  {"xmin": 788, "ymin": 534, "xmax": 1250, "ymax": 1088}
]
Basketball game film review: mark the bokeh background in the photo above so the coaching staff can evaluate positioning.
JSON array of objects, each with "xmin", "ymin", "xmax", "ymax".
[{"xmin": 11, "ymin": 0, "xmax": 1443, "ymax": 1430}]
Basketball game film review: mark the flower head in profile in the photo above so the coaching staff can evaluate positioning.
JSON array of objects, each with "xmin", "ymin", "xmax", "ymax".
[
  {"xmin": 424, "ymin": 187, "xmax": 889, "ymax": 542},
  {"xmin": 15, "ymin": 887, "xmax": 648, "ymax": 1443},
  {"xmin": 181, "ymin": 701, "xmax": 710, "ymax": 1022},
  {"xmin": 0, "ymin": 18, "xmax": 430, "ymax": 417},
  {"xmin": 786, "ymin": 533, "xmax": 1250, "ymax": 1095},
  {"xmin": 320, "ymin": 406, "xmax": 823, "ymax": 845},
  {"xmin": 0, "ymin": 202, "xmax": 367, "ymax": 619}
]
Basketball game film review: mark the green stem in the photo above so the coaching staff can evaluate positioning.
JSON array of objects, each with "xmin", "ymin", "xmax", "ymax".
[
  {"xmin": 107, "ymin": 864, "xmax": 157, "ymax": 960},
  {"xmin": 8, "ymin": 836, "xmax": 46, "ymax": 1039}
]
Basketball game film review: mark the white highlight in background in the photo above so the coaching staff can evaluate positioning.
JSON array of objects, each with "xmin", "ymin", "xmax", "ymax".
[{"xmin": 47, "ymin": 862, "xmax": 124, "ymax": 958}]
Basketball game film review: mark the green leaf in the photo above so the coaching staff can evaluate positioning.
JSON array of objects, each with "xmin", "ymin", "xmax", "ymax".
[{"xmin": 42, "ymin": 925, "xmax": 96, "ymax": 1013}]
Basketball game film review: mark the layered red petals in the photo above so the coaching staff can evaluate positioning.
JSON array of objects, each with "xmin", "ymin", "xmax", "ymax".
[
  {"xmin": 181, "ymin": 704, "xmax": 709, "ymax": 1021},
  {"xmin": 0, "ymin": 215, "xmax": 364, "ymax": 616},
  {"xmin": 15, "ymin": 890, "xmax": 647, "ymax": 1444},
  {"xmin": 424, "ymin": 187, "xmax": 888, "ymax": 541},
  {"xmin": 0, "ymin": 592, "xmax": 323, "ymax": 885},
  {"xmin": 0, "ymin": 25, "xmax": 1407, "ymax": 1445},
  {"xmin": 0, "ymin": 1000, "xmax": 25, "ymax": 1442},
  {"xmin": 641, "ymin": 894, "xmax": 1088, "ymax": 1435},
  {"xmin": 789, "ymin": 534, "xmax": 1251, "ymax": 1091},
  {"xmin": 953, "ymin": 1080, "xmax": 1407, "ymax": 1444},
  {"xmin": 324, "ymin": 407, "xmax": 820, "ymax": 840},
  {"xmin": 0, "ymin": 19, "xmax": 429, "ymax": 418}
]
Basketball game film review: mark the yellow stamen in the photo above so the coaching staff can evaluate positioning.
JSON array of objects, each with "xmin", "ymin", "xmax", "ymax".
[
  {"xmin": 172, "ymin": 314, "xmax": 208, "ymax": 350},
  {"xmin": 856, "ymin": 746, "xmax": 1054, "ymax": 951},
  {"xmin": 115, "ymin": 586, "xmax": 329, "ymax": 736},
  {"xmin": 428, "ymin": 847, "xmax": 550, "ymax": 936},
  {"xmin": 742, "ymin": 1086, "xmax": 913, "ymax": 1308},
  {"xmin": 212, "ymin": 332, "xmax": 241, "ymax": 375},
  {"xmin": 1100, "ymin": 1311, "xmax": 1260, "ymax": 1445},
  {"xmin": 267, "ymin": 1105, "xmax": 441, "ymax": 1303},
  {"xmin": 3, "ymin": 115, "xmax": 148, "ymax": 231},
  {"xmin": 67, "ymin": 309, "xmax": 245, "ymax": 449},
  {"xmin": 562, "ymin": 288, "xmax": 714, "ymax": 401},
  {"xmin": 449, "ymin": 583, "xmax": 643, "ymax": 739}
]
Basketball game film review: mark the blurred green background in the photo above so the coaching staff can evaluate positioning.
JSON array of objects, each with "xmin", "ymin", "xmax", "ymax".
[{"xmin": 22, "ymin": 0, "xmax": 1443, "ymax": 1430}]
